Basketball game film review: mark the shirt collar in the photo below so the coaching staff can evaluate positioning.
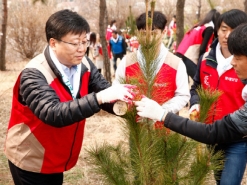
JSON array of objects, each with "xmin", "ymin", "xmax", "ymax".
[{"xmin": 112, "ymin": 34, "xmax": 119, "ymax": 43}]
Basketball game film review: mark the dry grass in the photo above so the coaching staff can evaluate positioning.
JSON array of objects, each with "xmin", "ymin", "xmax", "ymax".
[{"xmin": 1, "ymin": 61, "xmax": 247, "ymax": 185}]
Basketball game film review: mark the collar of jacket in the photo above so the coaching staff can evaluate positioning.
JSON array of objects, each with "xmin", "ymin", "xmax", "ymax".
[
  {"xmin": 44, "ymin": 46, "xmax": 64, "ymax": 82},
  {"xmin": 43, "ymin": 45, "xmax": 90, "ymax": 80},
  {"xmin": 204, "ymin": 38, "xmax": 218, "ymax": 69},
  {"xmin": 242, "ymin": 79, "xmax": 247, "ymax": 84}
]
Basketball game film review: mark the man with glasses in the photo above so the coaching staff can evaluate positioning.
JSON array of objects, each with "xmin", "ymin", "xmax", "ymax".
[{"xmin": 4, "ymin": 9, "xmax": 136, "ymax": 185}]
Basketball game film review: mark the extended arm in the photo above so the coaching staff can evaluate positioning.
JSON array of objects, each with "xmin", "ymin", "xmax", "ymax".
[
  {"xmin": 164, "ymin": 112, "xmax": 245, "ymax": 144},
  {"xmin": 135, "ymin": 97, "xmax": 247, "ymax": 144}
]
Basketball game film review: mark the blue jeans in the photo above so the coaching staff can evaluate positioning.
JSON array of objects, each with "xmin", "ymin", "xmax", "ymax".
[{"xmin": 214, "ymin": 141, "xmax": 247, "ymax": 185}]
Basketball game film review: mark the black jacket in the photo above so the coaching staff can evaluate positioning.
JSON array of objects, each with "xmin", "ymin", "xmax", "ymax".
[
  {"xmin": 164, "ymin": 101, "xmax": 247, "ymax": 145},
  {"xmin": 19, "ymin": 46, "xmax": 114, "ymax": 127},
  {"xmin": 190, "ymin": 39, "xmax": 218, "ymax": 108}
]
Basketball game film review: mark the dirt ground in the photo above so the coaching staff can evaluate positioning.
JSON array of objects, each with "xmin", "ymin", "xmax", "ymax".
[{"xmin": 1, "ymin": 61, "xmax": 247, "ymax": 184}]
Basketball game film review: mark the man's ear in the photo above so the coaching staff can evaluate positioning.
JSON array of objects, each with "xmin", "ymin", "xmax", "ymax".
[{"xmin": 49, "ymin": 38, "xmax": 56, "ymax": 48}]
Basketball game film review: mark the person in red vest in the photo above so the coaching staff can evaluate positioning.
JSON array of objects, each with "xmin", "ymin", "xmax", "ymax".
[
  {"xmin": 4, "ymin": 9, "xmax": 136, "ymax": 185},
  {"xmin": 106, "ymin": 20, "xmax": 117, "ymax": 41},
  {"xmin": 135, "ymin": 15, "xmax": 247, "ymax": 185},
  {"xmin": 113, "ymin": 11, "xmax": 190, "ymax": 129},
  {"xmin": 188, "ymin": 9, "xmax": 247, "ymax": 185},
  {"xmin": 167, "ymin": 15, "xmax": 176, "ymax": 50},
  {"xmin": 129, "ymin": 36, "xmax": 139, "ymax": 52},
  {"xmin": 105, "ymin": 20, "xmax": 117, "ymax": 60},
  {"xmin": 176, "ymin": 9, "xmax": 220, "ymax": 79}
]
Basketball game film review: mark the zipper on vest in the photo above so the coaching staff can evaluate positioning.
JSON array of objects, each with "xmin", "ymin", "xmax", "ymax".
[
  {"xmin": 211, "ymin": 78, "xmax": 220, "ymax": 122},
  {"xmin": 65, "ymin": 122, "xmax": 80, "ymax": 171}
]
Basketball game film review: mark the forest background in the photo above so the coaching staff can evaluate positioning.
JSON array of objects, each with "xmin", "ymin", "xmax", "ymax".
[{"xmin": 1, "ymin": 0, "xmax": 247, "ymax": 184}]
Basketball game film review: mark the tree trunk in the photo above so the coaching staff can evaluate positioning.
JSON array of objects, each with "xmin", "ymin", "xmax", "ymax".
[
  {"xmin": 197, "ymin": 0, "xmax": 201, "ymax": 22},
  {"xmin": 99, "ymin": 0, "xmax": 112, "ymax": 83},
  {"xmin": 245, "ymin": 0, "xmax": 247, "ymax": 14},
  {"xmin": 0, "ymin": 0, "xmax": 8, "ymax": 71},
  {"xmin": 175, "ymin": 0, "xmax": 185, "ymax": 47}
]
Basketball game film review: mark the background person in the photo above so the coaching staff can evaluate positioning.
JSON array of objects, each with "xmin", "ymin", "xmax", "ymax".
[
  {"xmin": 167, "ymin": 15, "xmax": 176, "ymax": 50},
  {"xmin": 89, "ymin": 32, "xmax": 104, "ymax": 74},
  {"xmin": 109, "ymin": 30, "xmax": 127, "ymax": 75},
  {"xmin": 106, "ymin": 19, "xmax": 117, "ymax": 41},
  {"xmin": 176, "ymin": 9, "xmax": 220, "ymax": 79},
  {"xmin": 188, "ymin": 9, "xmax": 247, "ymax": 185},
  {"xmin": 114, "ymin": 11, "xmax": 190, "ymax": 128}
]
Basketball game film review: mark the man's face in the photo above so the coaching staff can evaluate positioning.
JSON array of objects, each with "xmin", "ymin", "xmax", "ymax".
[
  {"xmin": 50, "ymin": 32, "xmax": 88, "ymax": 68},
  {"xmin": 152, "ymin": 29, "xmax": 164, "ymax": 45},
  {"xmin": 231, "ymin": 55, "xmax": 247, "ymax": 80},
  {"xmin": 112, "ymin": 33, "xmax": 117, "ymax": 39},
  {"xmin": 217, "ymin": 22, "xmax": 233, "ymax": 51}
]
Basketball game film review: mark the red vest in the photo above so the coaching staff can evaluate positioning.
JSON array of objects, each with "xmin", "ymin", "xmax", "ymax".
[
  {"xmin": 130, "ymin": 40, "xmax": 139, "ymax": 51},
  {"xmin": 125, "ymin": 52, "xmax": 179, "ymax": 128},
  {"xmin": 200, "ymin": 55, "xmax": 245, "ymax": 123},
  {"xmin": 176, "ymin": 23, "xmax": 213, "ymax": 64},
  {"xmin": 106, "ymin": 27, "xmax": 112, "ymax": 41},
  {"xmin": 5, "ymin": 55, "xmax": 90, "ymax": 173}
]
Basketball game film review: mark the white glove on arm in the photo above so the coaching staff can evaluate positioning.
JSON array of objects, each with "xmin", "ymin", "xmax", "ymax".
[
  {"xmin": 97, "ymin": 84, "xmax": 136, "ymax": 104},
  {"xmin": 135, "ymin": 97, "xmax": 167, "ymax": 122},
  {"xmin": 189, "ymin": 104, "xmax": 200, "ymax": 114}
]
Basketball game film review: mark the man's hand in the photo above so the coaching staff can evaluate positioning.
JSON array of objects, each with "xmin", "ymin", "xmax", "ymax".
[
  {"xmin": 97, "ymin": 84, "xmax": 136, "ymax": 104},
  {"xmin": 135, "ymin": 97, "xmax": 167, "ymax": 122},
  {"xmin": 189, "ymin": 104, "xmax": 200, "ymax": 114},
  {"xmin": 189, "ymin": 104, "xmax": 200, "ymax": 121}
]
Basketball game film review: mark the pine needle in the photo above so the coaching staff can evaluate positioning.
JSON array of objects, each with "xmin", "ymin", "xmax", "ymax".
[{"xmin": 196, "ymin": 86, "xmax": 223, "ymax": 123}]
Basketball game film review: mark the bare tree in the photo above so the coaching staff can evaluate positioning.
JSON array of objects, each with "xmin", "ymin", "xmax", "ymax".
[
  {"xmin": 0, "ymin": 0, "xmax": 7, "ymax": 71},
  {"xmin": 176, "ymin": 0, "xmax": 186, "ymax": 47},
  {"xmin": 196, "ymin": 0, "xmax": 201, "ymax": 22},
  {"xmin": 99, "ymin": 0, "xmax": 112, "ymax": 82},
  {"xmin": 8, "ymin": 3, "xmax": 49, "ymax": 60}
]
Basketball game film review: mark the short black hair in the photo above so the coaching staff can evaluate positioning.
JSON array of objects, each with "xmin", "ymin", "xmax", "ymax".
[
  {"xmin": 45, "ymin": 9, "xmax": 90, "ymax": 43},
  {"xmin": 216, "ymin": 9, "xmax": 247, "ymax": 30},
  {"xmin": 136, "ymin": 11, "xmax": 167, "ymax": 30},
  {"xmin": 112, "ymin": 30, "xmax": 118, "ymax": 34},
  {"xmin": 228, "ymin": 23, "xmax": 247, "ymax": 56}
]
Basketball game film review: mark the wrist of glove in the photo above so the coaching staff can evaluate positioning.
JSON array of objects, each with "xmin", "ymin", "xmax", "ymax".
[
  {"xmin": 97, "ymin": 84, "xmax": 136, "ymax": 104},
  {"xmin": 189, "ymin": 104, "xmax": 200, "ymax": 114},
  {"xmin": 189, "ymin": 104, "xmax": 200, "ymax": 121},
  {"xmin": 135, "ymin": 97, "xmax": 167, "ymax": 122}
]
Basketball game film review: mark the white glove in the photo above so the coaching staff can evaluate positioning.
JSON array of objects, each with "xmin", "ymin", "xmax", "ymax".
[
  {"xmin": 97, "ymin": 84, "xmax": 136, "ymax": 104},
  {"xmin": 189, "ymin": 104, "xmax": 200, "ymax": 114},
  {"xmin": 135, "ymin": 97, "xmax": 167, "ymax": 122}
]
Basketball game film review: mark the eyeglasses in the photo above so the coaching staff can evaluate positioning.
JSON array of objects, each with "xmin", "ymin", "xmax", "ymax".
[{"xmin": 56, "ymin": 39, "xmax": 90, "ymax": 48}]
